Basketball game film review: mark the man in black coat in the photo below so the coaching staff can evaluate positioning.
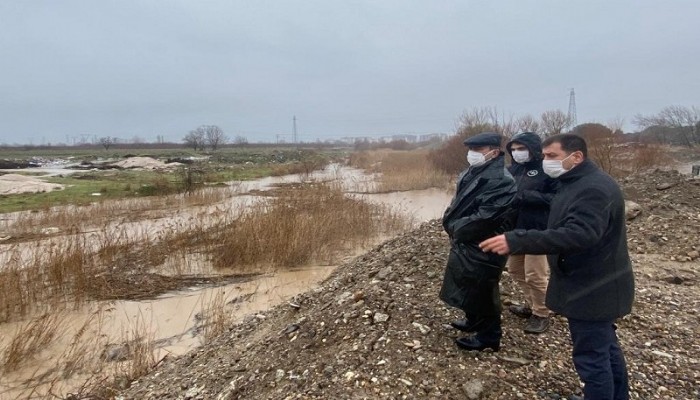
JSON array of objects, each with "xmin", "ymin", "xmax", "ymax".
[
  {"xmin": 480, "ymin": 134, "xmax": 634, "ymax": 399},
  {"xmin": 440, "ymin": 132, "xmax": 517, "ymax": 352},
  {"xmin": 505, "ymin": 132, "xmax": 558, "ymax": 334}
]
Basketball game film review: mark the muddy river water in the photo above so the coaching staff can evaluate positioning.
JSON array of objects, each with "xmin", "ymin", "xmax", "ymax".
[{"xmin": 0, "ymin": 166, "xmax": 452, "ymax": 397}]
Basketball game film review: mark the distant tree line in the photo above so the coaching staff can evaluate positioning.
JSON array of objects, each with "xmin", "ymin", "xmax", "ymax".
[
  {"xmin": 429, "ymin": 104, "xmax": 695, "ymax": 177},
  {"xmin": 633, "ymin": 105, "xmax": 700, "ymax": 147}
]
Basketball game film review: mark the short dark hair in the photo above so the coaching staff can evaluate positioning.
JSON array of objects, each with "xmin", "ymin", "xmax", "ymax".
[{"xmin": 542, "ymin": 133, "xmax": 587, "ymax": 157}]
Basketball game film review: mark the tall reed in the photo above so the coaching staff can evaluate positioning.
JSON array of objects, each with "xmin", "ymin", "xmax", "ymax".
[
  {"xmin": 212, "ymin": 183, "xmax": 410, "ymax": 269},
  {"xmin": 348, "ymin": 149, "xmax": 451, "ymax": 192}
]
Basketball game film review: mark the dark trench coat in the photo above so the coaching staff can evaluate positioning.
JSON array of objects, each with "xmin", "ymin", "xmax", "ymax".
[{"xmin": 440, "ymin": 154, "xmax": 517, "ymax": 316}]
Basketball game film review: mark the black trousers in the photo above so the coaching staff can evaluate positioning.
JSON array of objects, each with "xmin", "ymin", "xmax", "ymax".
[{"xmin": 568, "ymin": 319, "xmax": 629, "ymax": 400}]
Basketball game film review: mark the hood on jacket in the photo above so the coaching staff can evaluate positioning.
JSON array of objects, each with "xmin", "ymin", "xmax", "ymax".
[{"xmin": 506, "ymin": 132, "xmax": 543, "ymax": 161}]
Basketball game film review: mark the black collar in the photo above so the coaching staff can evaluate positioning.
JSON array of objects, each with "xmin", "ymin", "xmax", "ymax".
[{"xmin": 559, "ymin": 159, "xmax": 597, "ymax": 182}]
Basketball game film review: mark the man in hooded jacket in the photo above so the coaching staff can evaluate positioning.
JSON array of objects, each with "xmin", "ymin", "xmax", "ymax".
[
  {"xmin": 505, "ymin": 132, "xmax": 558, "ymax": 334},
  {"xmin": 440, "ymin": 132, "xmax": 517, "ymax": 352}
]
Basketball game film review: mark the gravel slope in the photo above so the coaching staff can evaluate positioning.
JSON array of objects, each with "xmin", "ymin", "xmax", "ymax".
[{"xmin": 118, "ymin": 170, "xmax": 700, "ymax": 400}]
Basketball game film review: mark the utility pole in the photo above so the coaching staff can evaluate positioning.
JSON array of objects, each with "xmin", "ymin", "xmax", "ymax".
[
  {"xmin": 293, "ymin": 115, "xmax": 298, "ymax": 143},
  {"xmin": 568, "ymin": 88, "xmax": 577, "ymax": 128}
]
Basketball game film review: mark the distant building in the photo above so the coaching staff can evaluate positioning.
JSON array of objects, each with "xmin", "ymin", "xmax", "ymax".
[{"xmin": 418, "ymin": 133, "xmax": 448, "ymax": 142}]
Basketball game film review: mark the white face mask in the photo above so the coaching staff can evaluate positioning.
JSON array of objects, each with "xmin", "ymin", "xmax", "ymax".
[
  {"xmin": 467, "ymin": 150, "xmax": 492, "ymax": 167},
  {"xmin": 542, "ymin": 153, "xmax": 574, "ymax": 178},
  {"xmin": 511, "ymin": 149, "xmax": 530, "ymax": 164}
]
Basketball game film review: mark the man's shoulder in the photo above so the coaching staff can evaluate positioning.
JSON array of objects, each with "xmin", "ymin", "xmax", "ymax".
[{"xmin": 572, "ymin": 169, "xmax": 623, "ymax": 200}]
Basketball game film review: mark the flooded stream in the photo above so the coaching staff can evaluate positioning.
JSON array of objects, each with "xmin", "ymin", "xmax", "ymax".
[{"xmin": 0, "ymin": 165, "xmax": 452, "ymax": 398}]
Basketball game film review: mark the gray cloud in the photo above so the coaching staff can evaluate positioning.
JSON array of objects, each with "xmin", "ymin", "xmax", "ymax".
[{"xmin": 1, "ymin": 0, "xmax": 698, "ymax": 144}]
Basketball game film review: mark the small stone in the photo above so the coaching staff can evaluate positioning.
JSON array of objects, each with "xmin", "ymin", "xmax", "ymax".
[
  {"xmin": 376, "ymin": 267, "xmax": 392, "ymax": 280},
  {"xmin": 352, "ymin": 291, "xmax": 365, "ymax": 302},
  {"xmin": 412, "ymin": 322, "xmax": 431, "ymax": 334},
  {"xmin": 373, "ymin": 312, "xmax": 390, "ymax": 323},
  {"xmin": 275, "ymin": 369, "xmax": 285, "ymax": 382},
  {"xmin": 462, "ymin": 379, "xmax": 484, "ymax": 400},
  {"xmin": 651, "ymin": 350, "xmax": 674, "ymax": 359}
]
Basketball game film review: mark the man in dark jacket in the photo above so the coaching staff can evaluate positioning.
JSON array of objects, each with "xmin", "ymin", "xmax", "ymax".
[
  {"xmin": 505, "ymin": 132, "xmax": 558, "ymax": 334},
  {"xmin": 480, "ymin": 134, "xmax": 634, "ymax": 399},
  {"xmin": 440, "ymin": 132, "xmax": 517, "ymax": 352}
]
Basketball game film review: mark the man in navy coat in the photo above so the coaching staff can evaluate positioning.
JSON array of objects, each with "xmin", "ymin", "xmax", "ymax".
[{"xmin": 480, "ymin": 133, "xmax": 634, "ymax": 400}]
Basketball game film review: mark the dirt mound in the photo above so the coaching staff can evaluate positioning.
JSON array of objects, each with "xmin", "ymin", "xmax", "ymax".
[
  {"xmin": 119, "ymin": 219, "xmax": 699, "ymax": 399},
  {"xmin": 111, "ymin": 156, "xmax": 182, "ymax": 170},
  {"xmin": 0, "ymin": 173, "xmax": 64, "ymax": 194},
  {"xmin": 621, "ymin": 169, "xmax": 700, "ymax": 261}
]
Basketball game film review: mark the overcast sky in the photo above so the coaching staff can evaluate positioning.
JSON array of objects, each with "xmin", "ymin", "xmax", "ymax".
[{"xmin": 1, "ymin": 1, "xmax": 698, "ymax": 144}]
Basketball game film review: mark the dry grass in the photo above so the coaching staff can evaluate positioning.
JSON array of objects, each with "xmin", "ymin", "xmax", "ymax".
[
  {"xmin": 0, "ymin": 313, "xmax": 61, "ymax": 373},
  {"xmin": 212, "ymin": 183, "xmax": 410, "ymax": 269},
  {"xmin": 199, "ymin": 289, "xmax": 233, "ymax": 343},
  {"xmin": 588, "ymin": 140, "xmax": 672, "ymax": 178},
  {"xmin": 348, "ymin": 149, "xmax": 451, "ymax": 192}
]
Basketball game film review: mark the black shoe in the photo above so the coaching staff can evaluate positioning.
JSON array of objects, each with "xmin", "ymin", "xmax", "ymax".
[
  {"xmin": 524, "ymin": 315, "xmax": 550, "ymax": 334},
  {"xmin": 455, "ymin": 336, "xmax": 500, "ymax": 352},
  {"xmin": 508, "ymin": 304, "xmax": 532, "ymax": 319},
  {"xmin": 450, "ymin": 319, "xmax": 478, "ymax": 333}
]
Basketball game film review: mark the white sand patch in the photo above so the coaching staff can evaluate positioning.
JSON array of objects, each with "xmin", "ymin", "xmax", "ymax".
[
  {"xmin": 111, "ymin": 157, "xmax": 181, "ymax": 170},
  {"xmin": 0, "ymin": 174, "xmax": 64, "ymax": 194}
]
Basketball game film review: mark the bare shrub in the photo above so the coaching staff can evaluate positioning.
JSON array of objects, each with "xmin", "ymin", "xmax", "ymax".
[
  {"xmin": 427, "ymin": 107, "xmax": 517, "ymax": 176},
  {"xmin": 137, "ymin": 174, "xmax": 176, "ymax": 196},
  {"xmin": 573, "ymin": 123, "xmax": 617, "ymax": 175},
  {"xmin": 177, "ymin": 164, "xmax": 207, "ymax": 194},
  {"xmin": 629, "ymin": 143, "xmax": 670, "ymax": 173},
  {"xmin": 427, "ymin": 134, "xmax": 469, "ymax": 175}
]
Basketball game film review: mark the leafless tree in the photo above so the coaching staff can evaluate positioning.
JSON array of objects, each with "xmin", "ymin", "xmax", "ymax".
[
  {"xmin": 633, "ymin": 105, "xmax": 700, "ymax": 147},
  {"xmin": 98, "ymin": 136, "xmax": 115, "ymax": 150},
  {"xmin": 540, "ymin": 109, "xmax": 572, "ymax": 137},
  {"xmin": 183, "ymin": 128, "xmax": 206, "ymax": 151},
  {"xmin": 203, "ymin": 125, "xmax": 227, "ymax": 150},
  {"xmin": 456, "ymin": 106, "xmax": 516, "ymax": 138},
  {"xmin": 606, "ymin": 115, "xmax": 626, "ymax": 135},
  {"xmin": 515, "ymin": 114, "xmax": 541, "ymax": 134},
  {"xmin": 233, "ymin": 135, "xmax": 249, "ymax": 145},
  {"xmin": 571, "ymin": 123, "xmax": 616, "ymax": 174}
]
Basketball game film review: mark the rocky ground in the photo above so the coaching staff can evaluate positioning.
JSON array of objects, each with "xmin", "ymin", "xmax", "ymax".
[{"xmin": 116, "ymin": 169, "xmax": 700, "ymax": 400}]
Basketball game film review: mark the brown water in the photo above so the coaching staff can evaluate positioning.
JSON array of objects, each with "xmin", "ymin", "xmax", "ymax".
[{"xmin": 0, "ymin": 166, "xmax": 452, "ymax": 398}]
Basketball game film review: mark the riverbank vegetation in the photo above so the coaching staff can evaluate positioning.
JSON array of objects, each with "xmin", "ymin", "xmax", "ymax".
[{"xmin": 0, "ymin": 175, "xmax": 411, "ymax": 397}]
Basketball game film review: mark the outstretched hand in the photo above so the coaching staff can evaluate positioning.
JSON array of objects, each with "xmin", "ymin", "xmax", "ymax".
[{"xmin": 479, "ymin": 234, "xmax": 510, "ymax": 255}]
